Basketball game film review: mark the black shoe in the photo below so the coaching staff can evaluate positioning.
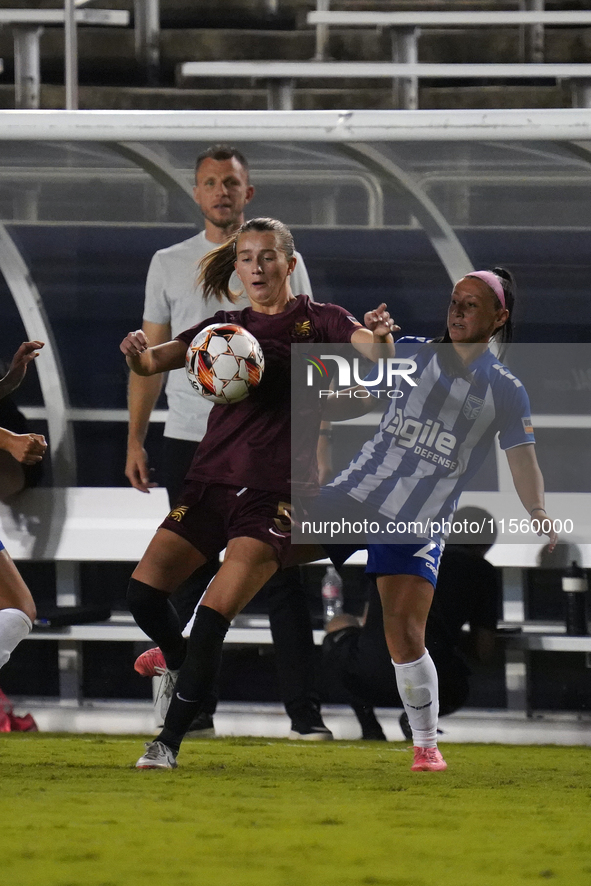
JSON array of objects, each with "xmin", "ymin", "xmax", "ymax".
[
  {"xmin": 185, "ymin": 712, "xmax": 216, "ymax": 739},
  {"xmin": 399, "ymin": 712, "xmax": 413, "ymax": 742},
  {"xmin": 289, "ymin": 706, "xmax": 333, "ymax": 741},
  {"xmin": 352, "ymin": 704, "xmax": 387, "ymax": 741}
]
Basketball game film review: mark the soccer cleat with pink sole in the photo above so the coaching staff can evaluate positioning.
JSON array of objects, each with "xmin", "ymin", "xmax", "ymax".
[
  {"xmin": 134, "ymin": 646, "xmax": 166, "ymax": 678},
  {"xmin": 411, "ymin": 746, "xmax": 447, "ymax": 772}
]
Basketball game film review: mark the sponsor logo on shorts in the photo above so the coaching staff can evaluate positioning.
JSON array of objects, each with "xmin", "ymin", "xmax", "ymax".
[
  {"xmin": 274, "ymin": 501, "xmax": 292, "ymax": 533},
  {"xmin": 168, "ymin": 505, "xmax": 189, "ymax": 522}
]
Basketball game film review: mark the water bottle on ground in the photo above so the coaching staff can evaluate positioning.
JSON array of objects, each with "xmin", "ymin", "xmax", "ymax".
[{"xmin": 321, "ymin": 566, "xmax": 343, "ymax": 626}]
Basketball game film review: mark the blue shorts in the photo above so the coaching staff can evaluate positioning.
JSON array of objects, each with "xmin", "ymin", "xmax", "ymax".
[
  {"xmin": 0, "ymin": 538, "xmax": 4, "ymax": 552},
  {"xmin": 308, "ymin": 487, "xmax": 443, "ymax": 587},
  {"xmin": 366, "ymin": 541, "xmax": 443, "ymax": 588},
  {"xmin": 325, "ymin": 539, "xmax": 442, "ymax": 587}
]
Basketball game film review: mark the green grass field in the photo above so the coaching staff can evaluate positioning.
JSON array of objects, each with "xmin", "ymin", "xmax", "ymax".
[{"xmin": 1, "ymin": 734, "xmax": 590, "ymax": 886}]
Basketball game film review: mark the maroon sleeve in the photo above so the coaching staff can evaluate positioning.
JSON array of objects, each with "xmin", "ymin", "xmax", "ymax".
[
  {"xmin": 319, "ymin": 303, "xmax": 363, "ymax": 343},
  {"xmin": 174, "ymin": 313, "xmax": 225, "ymax": 346}
]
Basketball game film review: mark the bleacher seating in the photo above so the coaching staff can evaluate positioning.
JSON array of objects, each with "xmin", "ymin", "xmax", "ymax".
[
  {"xmin": 0, "ymin": 0, "xmax": 590, "ymax": 110},
  {"xmin": 0, "ymin": 5, "xmax": 130, "ymax": 108},
  {"xmin": 179, "ymin": 60, "xmax": 591, "ymax": 110}
]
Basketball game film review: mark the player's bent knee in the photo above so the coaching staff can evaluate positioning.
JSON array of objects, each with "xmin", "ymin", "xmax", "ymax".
[
  {"xmin": 21, "ymin": 599, "xmax": 36, "ymax": 623},
  {"xmin": 1, "ymin": 599, "xmax": 36, "ymax": 624},
  {"xmin": 127, "ymin": 577, "xmax": 170, "ymax": 610},
  {"xmin": 386, "ymin": 626, "xmax": 426, "ymax": 664}
]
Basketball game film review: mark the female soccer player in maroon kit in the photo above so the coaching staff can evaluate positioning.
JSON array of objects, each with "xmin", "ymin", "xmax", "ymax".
[{"xmin": 120, "ymin": 218, "xmax": 395, "ymax": 768}]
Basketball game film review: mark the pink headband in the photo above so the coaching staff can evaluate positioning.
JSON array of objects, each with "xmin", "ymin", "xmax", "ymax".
[{"xmin": 466, "ymin": 271, "xmax": 506, "ymax": 309}]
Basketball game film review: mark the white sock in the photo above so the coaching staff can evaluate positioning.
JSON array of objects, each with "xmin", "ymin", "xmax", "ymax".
[
  {"xmin": 393, "ymin": 650, "xmax": 439, "ymax": 748},
  {"xmin": 0, "ymin": 608, "xmax": 32, "ymax": 669}
]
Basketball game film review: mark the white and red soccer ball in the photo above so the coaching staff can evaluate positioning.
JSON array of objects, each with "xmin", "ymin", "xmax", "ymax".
[{"xmin": 185, "ymin": 323, "xmax": 265, "ymax": 405}]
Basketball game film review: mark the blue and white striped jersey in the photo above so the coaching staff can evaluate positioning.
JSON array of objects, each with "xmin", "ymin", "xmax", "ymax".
[{"xmin": 331, "ymin": 337, "xmax": 534, "ymax": 541}]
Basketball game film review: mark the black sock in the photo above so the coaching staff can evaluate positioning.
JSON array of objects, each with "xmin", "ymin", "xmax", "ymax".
[
  {"xmin": 127, "ymin": 577, "xmax": 186, "ymax": 670},
  {"xmin": 157, "ymin": 604, "xmax": 230, "ymax": 751}
]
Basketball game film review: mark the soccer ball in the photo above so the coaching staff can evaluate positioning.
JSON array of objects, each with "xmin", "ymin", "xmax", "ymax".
[{"xmin": 185, "ymin": 323, "xmax": 265, "ymax": 405}]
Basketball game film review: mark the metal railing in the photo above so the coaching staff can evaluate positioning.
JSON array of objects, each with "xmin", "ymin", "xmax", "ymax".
[{"xmin": 307, "ymin": 2, "xmax": 591, "ymax": 107}]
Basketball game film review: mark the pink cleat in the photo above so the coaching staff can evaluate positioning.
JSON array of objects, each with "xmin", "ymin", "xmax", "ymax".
[
  {"xmin": 411, "ymin": 746, "xmax": 447, "ymax": 772},
  {"xmin": 134, "ymin": 647, "xmax": 183, "ymax": 722},
  {"xmin": 134, "ymin": 647, "xmax": 166, "ymax": 678}
]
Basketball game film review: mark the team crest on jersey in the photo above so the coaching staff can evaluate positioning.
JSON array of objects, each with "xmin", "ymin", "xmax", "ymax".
[
  {"xmin": 292, "ymin": 320, "xmax": 312, "ymax": 338},
  {"xmin": 168, "ymin": 505, "xmax": 189, "ymax": 522},
  {"xmin": 463, "ymin": 394, "xmax": 485, "ymax": 420}
]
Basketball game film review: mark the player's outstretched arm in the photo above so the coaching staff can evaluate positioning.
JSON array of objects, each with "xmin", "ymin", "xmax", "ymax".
[
  {"xmin": 125, "ymin": 321, "xmax": 169, "ymax": 493},
  {"xmin": 321, "ymin": 386, "xmax": 378, "ymax": 422},
  {"xmin": 120, "ymin": 330, "xmax": 185, "ymax": 376},
  {"xmin": 126, "ymin": 372, "xmax": 163, "ymax": 492},
  {"xmin": 0, "ymin": 341, "xmax": 44, "ymax": 400},
  {"xmin": 351, "ymin": 303, "xmax": 398, "ymax": 361},
  {"xmin": 506, "ymin": 443, "xmax": 557, "ymax": 552},
  {"xmin": 323, "ymin": 304, "xmax": 399, "ymax": 421}
]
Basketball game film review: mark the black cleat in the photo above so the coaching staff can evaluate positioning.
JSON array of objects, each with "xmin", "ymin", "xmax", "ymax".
[
  {"xmin": 352, "ymin": 704, "xmax": 387, "ymax": 741},
  {"xmin": 289, "ymin": 705, "xmax": 333, "ymax": 741},
  {"xmin": 186, "ymin": 712, "xmax": 216, "ymax": 739}
]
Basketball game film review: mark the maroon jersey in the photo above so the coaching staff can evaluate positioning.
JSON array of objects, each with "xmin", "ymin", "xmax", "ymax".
[{"xmin": 175, "ymin": 295, "xmax": 361, "ymax": 495}]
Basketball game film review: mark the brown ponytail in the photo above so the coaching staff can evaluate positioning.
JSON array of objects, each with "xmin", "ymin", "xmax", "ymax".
[{"xmin": 198, "ymin": 234, "xmax": 240, "ymax": 303}]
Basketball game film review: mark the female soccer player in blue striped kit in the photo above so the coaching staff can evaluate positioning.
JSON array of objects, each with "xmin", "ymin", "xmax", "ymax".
[{"xmin": 321, "ymin": 268, "xmax": 557, "ymax": 771}]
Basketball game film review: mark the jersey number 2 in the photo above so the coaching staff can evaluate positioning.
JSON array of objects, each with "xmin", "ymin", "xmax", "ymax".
[{"xmin": 413, "ymin": 542, "xmax": 437, "ymax": 565}]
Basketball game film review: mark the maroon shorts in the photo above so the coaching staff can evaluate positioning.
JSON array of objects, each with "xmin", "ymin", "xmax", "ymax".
[{"xmin": 160, "ymin": 482, "xmax": 293, "ymax": 566}]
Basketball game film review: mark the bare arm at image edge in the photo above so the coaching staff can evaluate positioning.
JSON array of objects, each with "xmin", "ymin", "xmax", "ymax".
[
  {"xmin": 125, "ymin": 320, "xmax": 171, "ymax": 493},
  {"xmin": 506, "ymin": 443, "xmax": 557, "ymax": 551}
]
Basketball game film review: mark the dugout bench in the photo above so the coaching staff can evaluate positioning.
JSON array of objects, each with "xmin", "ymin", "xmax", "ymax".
[{"xmin": 0, "ymin": 486, "xmax": 590, "ymax": 721}]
